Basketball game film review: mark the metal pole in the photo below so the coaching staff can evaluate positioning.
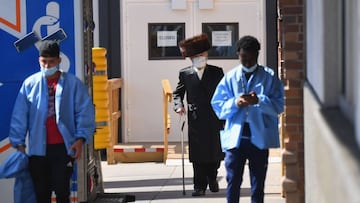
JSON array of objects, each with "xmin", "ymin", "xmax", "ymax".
[{"xmin": 180, "ymin": 116, "xmax": 186, "ymax": 196}]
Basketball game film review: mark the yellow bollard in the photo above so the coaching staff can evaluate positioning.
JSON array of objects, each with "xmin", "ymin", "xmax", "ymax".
[{"xmin": 92, "ymin": 47, "xmax": 111, "ymax": 150}]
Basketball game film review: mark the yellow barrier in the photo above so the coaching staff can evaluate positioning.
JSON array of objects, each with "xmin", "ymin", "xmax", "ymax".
[
  {"xmin": 161, "ymin": 79, "xmax": 172, "ymax": 162},
  {"xmin": 106, "ymin": 78, "xmax": 122, "ymax": 164},
  {"xmin": 92, "ymin": 47, "xmax": 122, "ymax": 164},
  {"xmin": 93, "ymin": 47, "xmax": 110, "ymax": 150}
]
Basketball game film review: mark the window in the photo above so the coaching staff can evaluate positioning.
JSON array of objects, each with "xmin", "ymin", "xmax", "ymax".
[
  {"xmin": 148, "ymin": 23, "xmax": 185, "ymax": 60},
  {"xmin": 202, "ymin": 22, "xmax": 239, "ymax": 59}
]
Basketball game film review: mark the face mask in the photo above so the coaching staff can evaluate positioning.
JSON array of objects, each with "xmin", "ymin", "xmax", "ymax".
[
  {"xmin": 41, "ymin": 66, "xmax": 59, "ymax": 76},
  {"xmin": 242, "ymin": 65, "xmax": 257, "ymax": 73},
  {"xmin": 192, "ymin": 56, "xmax": 207, "ymax": 68}
]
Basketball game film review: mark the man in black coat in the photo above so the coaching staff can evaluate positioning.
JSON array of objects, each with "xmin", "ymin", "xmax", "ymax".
[{"xmin": 173, "ymin": 33, "xmax": 224, "ymax": 196}]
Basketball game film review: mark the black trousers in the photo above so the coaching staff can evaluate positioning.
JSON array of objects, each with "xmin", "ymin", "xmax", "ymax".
[
  {"xmin": 29, "ymin": 144, "xmax": 74, "ymax": 203},
  {"xmin": 192, "ymin": 161, "xmax": 220, "ymax": 190}
]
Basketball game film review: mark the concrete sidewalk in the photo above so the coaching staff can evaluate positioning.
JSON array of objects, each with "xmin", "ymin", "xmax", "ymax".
[{"xmin": 101, "ymin": 158, "xmax": 285, "ymax": 203}]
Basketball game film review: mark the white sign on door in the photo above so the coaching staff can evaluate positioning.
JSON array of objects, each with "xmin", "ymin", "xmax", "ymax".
[
  {"xmin": 157, "ymin": 31, "xmax": 177, "ymax": 47},
  {"xmin": 212, "ymin": 31, "xmax": 232, "ymax": 46}
]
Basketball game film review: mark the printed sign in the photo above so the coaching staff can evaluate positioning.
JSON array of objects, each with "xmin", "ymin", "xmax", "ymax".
[
  {"xmin": 212, "ymin": 31, "xmax": 232, "ymax": 46},
  {"xmin": 157, "ymin": 31, "xmax": 178, "ymax": 47}
]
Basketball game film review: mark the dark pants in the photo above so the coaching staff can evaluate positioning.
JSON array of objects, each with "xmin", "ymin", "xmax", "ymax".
[
  {"xmin": 192, "ymin": 161, "xmax": 220, "ymax": 190},
  {"xmin": 225, "ymin": 139, "xmax": 269, "ymax": 203},
  {"xmin": 29, "ymin": 144, "xmax": 74, "ymax": 203}
]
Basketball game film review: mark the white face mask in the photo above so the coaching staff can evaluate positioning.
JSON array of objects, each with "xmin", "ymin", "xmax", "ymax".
[
  {"xmin": 242, "ymin": 64, "xmax": 257, "ymax": 73},
  {"xmin": 192, "ymin": 56, "xmax": 207, "ymax": 68},
  {"xmin": 41, "ymin": 65, "xmax": 59, "ymax": 76}
]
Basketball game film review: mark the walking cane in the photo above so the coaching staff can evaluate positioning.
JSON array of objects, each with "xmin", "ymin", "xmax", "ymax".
[{"xmin": 180, "ymin": 115, "xmax": 186, "ymax": 195}]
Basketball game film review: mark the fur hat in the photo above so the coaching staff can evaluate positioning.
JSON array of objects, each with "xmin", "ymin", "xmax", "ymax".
[
  {"xmin": 179, "ymin": 33, "xmax": 210, "ymax": 57},
  {"xmin": 39, "ymin": 40, "xmax": 60, "ymax": 57}
]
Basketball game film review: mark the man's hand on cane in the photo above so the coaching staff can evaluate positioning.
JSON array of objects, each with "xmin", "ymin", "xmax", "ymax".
[{"xmin": 176, "ymin": 107, "xmax": 186, "ymax": 116}]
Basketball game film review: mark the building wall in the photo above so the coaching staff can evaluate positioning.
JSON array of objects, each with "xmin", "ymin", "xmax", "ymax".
[
  {"xmin": 278, "ymin": 0, "xmax": 305, "ymax": 202},
  {"xmin": 304, "ymin": 85, "xmax": 360, "ymax": 203},
  {"xmin": 305, "ymin": 0, "xmax": 360, "ymax": 202},
  {"xmin": 306, "ymin": 0, "xmax": 342, "ymax": 107},
  {"xmin": 355, "ymin": 0, "xmax": 360, "ymax": 149}
]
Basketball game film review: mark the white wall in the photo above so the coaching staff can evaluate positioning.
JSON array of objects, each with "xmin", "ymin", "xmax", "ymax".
[
  {"xmin": 304, "ymin": 86, "xmax": 360, "ymax": 203},
  {"xmin": 306, "ymin": 0, "xmax": 342, "ymax": 107},
  {"xmin": 92, "ymin": 0, "xmax": 99, "ymax": 47},
  {"xmin": 305, "ymin": 0, "xmax": 360, "ymax": 202},
  {"xmin": 354, "ymin": 1, "xmax": 360, "ymax": 147},
  {"xmin": 306, "ymin": 0, "xmax": 325, "ymax": 101},
  {"xmin": 356, "ymin": 1, "xmax": 360, "ymax": 147}
]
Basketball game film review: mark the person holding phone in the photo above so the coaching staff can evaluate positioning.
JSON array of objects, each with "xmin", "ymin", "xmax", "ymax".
[{"xmin": 211, "ymin": 35, "xmax": 284, "ymax": 203}]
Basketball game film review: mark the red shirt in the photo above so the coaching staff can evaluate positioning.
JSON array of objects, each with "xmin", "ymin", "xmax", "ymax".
[{"xmin": 46, "ymin": 75, "xmax": 64, "ymax": 144}]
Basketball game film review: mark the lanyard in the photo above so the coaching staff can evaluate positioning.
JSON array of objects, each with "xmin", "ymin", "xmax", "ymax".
[
  {"xmin": 239, "ymin": 67, "xmax": 258, "ymax": 122},
  {"xmin": 240, "ymin": 74, "xmax": 247, "ymax": 93},
  {"xmin": 240, "ymin": 69, "xmax": 257, "ymax": 94}
]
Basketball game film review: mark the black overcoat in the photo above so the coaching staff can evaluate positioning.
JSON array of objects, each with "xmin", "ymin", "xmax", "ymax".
[{"xmin": 173, "ymin": 64, "xmax": 224, "ymax": 163}]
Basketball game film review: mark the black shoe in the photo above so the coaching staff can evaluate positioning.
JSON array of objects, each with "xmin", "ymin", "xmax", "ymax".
[
  {"xmin": 192, "ymin": 189, "xmax": 205, "ymax": 196},
  {"xmin": 209, "ymin": 180, "xmax": 219, "ymax": 192}
]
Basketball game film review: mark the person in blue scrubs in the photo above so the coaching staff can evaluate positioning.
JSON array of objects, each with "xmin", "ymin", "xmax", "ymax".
[
  {"xmin": 9, "ymin": 40, "xmax": 95, "ymax": 203},
  {"xmin": 211, "ymin": 35, "xmax": 284, "ymax": 203}
]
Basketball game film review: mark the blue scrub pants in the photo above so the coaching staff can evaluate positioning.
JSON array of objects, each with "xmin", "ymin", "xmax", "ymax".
[{"xmin": 225, "ymin": 139, "xmax": 269, "ymax": 203}]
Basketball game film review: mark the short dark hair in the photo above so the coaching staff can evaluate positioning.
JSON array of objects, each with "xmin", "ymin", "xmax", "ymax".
[
  {"xmin": 235, "ymin": 35, "xmax": 261, "ymax": 53},
  {"xmin": 39, "ymin": 40, "xmax": 60, "ymax": 57}
]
